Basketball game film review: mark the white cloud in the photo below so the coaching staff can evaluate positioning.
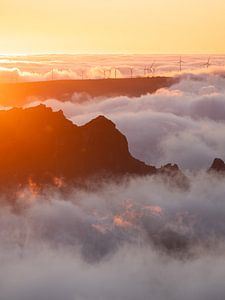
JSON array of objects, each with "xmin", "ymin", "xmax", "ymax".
[
  {"xmin": 25, "ymin": 74, "xmax": 225, "ymax": 170},
  {"xmin": 0, "ymin": 54, "xmax": 225, "ymax": 82},
  {"xmin": 1, "ymin": 173, "xmax": 225, "ymax": 299}
]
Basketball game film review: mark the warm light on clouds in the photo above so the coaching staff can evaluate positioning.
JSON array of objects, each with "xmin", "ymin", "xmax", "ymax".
[{"xmin": 0, "ymin": 0, "xmax": 225, "ymax": 54}]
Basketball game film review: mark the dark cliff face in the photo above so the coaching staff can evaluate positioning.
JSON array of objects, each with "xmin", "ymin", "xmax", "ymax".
[
  {"xmin": 208, "ymin": 158, "xmax": 225, "ymax": 173},
  {"xmin": 0, "ymin": 105, "xmax": 156, "ymax": 187}
]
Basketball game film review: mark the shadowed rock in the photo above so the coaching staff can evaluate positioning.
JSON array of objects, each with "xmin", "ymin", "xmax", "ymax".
[
  {"xmin": 0, "ymin": 104, "xmax": 190, "ymax": 200},
  {"xmin": 0, "ymin": 105, "xmax": 158, "ymax": 189},
  {"xmin": 0, "ymin": 77, "xmax": 176, "ymax": 106},
  {"xmin": 208, "ymin": 158, "xmax": 225, "ymax": 173},
  {"xmin": 158, "ymin": 163, "xmax": 189, "ymax": 189}
]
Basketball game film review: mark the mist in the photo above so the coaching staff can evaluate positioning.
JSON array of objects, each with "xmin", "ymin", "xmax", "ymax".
[
  {"xmin": 1, "ymin": 172, "xmax": 225, "ymax": 300},
  {"xmin": 1, "ymin": 55, "xmax": 225, "ymax": 299}
]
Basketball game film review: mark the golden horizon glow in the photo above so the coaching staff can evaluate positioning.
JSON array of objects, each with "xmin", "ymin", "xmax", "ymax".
[{"xmin": 1, "ymin": 0, "xmax": 225, "ymax": 55}]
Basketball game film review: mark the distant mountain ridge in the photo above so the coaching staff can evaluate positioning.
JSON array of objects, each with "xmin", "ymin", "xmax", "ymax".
[{"xmin": 0, "ymin": 77, "xmax": 176, "ymax": 106}]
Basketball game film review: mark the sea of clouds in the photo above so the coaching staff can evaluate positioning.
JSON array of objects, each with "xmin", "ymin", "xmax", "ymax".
[
  {"xmin": 1, "ymin": 173, "xmax": 225, "ymax": 300},
  {"xmin": 25, "ymin": 71, "xmax": 225, "ymax": 171},
  {"xmin": 1, "ymin": 55, "xmax": 225, "ymax": 299}
]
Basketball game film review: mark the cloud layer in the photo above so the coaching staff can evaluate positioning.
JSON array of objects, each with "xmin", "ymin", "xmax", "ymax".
[
  {"xmin": 0, "ymin": 54, "xmax": 225, "ymax": 82},
  {"xmin": 1, "ymin": 56, "xmax": 225, "ymax": 299},
  {"xmin": 1, "ymin": 173, "xmax": 225, "ymax": 300},
  {"xmin": 25, "ymin": 72, "xmax": 225, "ymax": 171}
]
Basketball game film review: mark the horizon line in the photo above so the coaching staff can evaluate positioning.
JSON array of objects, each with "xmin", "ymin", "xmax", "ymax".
[{"xmin": 1, "ymin": 52, "xmax": 225, "ymax": 57}]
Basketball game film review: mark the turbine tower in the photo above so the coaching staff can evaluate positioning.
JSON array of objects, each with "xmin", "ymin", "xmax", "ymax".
[
  {"xmin": 114, "ymin": 67, "xmax": 119, "ymax": 79},
  {"xmin": 146, "ymin": 66, "xmax": 151, "ymax": 77},
  {"xmin": 143, "ymin": 66, "xmax": 147, "ymax": 77},
  {"xmin": 204, "ymin": 57, "xmax": 211, "ymax": 69},
  {"xmin": 79, "ymin": 69, "xmax": 85, "ymax": 80},
  {"xmin": 102, "ymin": 68, "xmax": 111, "ymax": 79},
  {"xmin": 129, "ymin": 67, "xmax": 134, "ymax": 78},
  {"xmin": 178, "ymin": 56, "xmax": 184, "ymax": 72},
  {"xmin": 150, "ymin": 62, "xmax": 156, "ymax": 77}
]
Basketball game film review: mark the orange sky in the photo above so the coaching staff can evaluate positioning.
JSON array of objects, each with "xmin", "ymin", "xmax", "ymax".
[{"xmin": 1, "ymin": 0, "xmax": 225, "ymax": 55}]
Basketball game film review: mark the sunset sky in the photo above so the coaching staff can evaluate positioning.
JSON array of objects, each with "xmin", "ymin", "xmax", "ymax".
[{"xmin": 1, "ymin": 0, "xmax": 225, "ymax": 55}]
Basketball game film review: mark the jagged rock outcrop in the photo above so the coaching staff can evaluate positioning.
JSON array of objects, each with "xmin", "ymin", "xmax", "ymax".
[
  {"xmin": 208, "ymin": 158, "xmax": 225, "ymax": 173},
  {"xmin": 0, "ymin": 105, "xmax": 157, "ymax": 188},
  {"xmin": 0, "ymin": 105, "xmax": 188, "ymax": 193},
  {"xmin": 158, "ymin": 163, "xmax": 189, "ymax": 188},
  {"xmin": 158, "ymin": 163, "xmax": 180, "ymax": 175}
]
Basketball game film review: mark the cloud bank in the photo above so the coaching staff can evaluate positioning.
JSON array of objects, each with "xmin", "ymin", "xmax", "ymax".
[
  {"xmin": 0, "ymin": 54, "xmax": 225, "ymax": 82},
  {"xmin": 26, "ymin": 73, "xmax": 225, "ymax": 171},
  {"xmin": 1, "ymin": 173, "xmax": 225, "ymax": 300},
  {"xmin": 1, "ymin": 56, "xmax": 225, "ymax": 299}
]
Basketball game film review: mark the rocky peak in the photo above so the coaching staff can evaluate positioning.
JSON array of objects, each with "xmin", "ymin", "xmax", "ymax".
[
  {"xmin": 84, "ymin": 115, "xmax": 116, "ymax": 129},
  {"xmin": 0, "ymin": 105, "xmax": 157, "ymax": 188},
  {"xmin": 208, "ymin": 158, "xmax": 225, "ymax": 173}
]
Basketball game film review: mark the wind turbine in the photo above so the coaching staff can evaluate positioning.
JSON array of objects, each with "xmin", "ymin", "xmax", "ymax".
[
  {"xmin": 129, "ymin": 67, "xmax": 134, "ymax": 78},
  {"xmin": 79, "ymin": 69, "xmax": 85, "ymax": 80},
  {"xmin": 114, "ymin": 67, "xmax": 119, "ymax": 79},
  {"xmin": 178, "ymin": 56, "xmax": 184, "ymax": 72},
  {"xmin": 143, "ymin": 66, "xmax": 148, "ymax": 77},
  {"xmin": 144, "ymin": 65, "xmax": 152, "ymax": 77},
  {"xmin": 146, "ymin": 66, "xmax": 152, "ymax": 77},
  {"xmin": 107, "ymin": 68, "xmax": 112, "ymax": 79},
  {"xmin": 150, "ymin": 62, "xmax": 157, "ymax": 77},
  {"xmin": 203, "ymin": 57, "xmax": 211, "ymax": 69}
]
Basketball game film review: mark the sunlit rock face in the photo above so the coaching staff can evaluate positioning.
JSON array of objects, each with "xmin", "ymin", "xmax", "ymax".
[{"xmin": 0, "ymin": 104, "xmax": 158, "ymax": 190}]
